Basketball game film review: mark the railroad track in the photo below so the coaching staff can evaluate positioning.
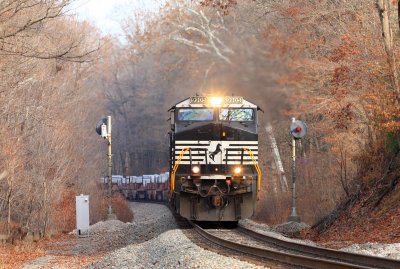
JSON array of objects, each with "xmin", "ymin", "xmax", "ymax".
[
  {"xmin": 166, "ymin": 202, "xmax": 399, "ymax": 268},
  {"xmin": 190, "ymin": 223, "xmax": 400, "ymax": 269}
]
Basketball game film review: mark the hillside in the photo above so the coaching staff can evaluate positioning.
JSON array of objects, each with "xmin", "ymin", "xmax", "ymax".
[{"xmin": 302, "ymin": 154, "xmax": 400, "ymax": 248}]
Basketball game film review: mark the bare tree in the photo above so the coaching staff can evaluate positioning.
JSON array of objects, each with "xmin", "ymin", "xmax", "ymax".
[
  {"xmin": 0, "ymin": 0, "xmax": 107, "ymax": 238},
  {"xmin": 170, "ymin": 8, "xmax": 234, "ymax": 64},
  {"xmin": 0, "ymin": 0, "xmax": 98, "ymax": 62}
]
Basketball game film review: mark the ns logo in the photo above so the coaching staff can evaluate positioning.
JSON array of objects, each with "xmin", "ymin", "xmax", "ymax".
[{"xmin": 209, "ymin": 143, "xmax": 222, "ymax": 162}]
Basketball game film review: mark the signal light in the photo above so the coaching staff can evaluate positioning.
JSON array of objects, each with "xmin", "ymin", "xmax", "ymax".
[
  {"xmin": 191, "ymin": 165, "xmax": 201, "ymax": 175},
  {"xmin": 290, "ymin": 120, "xmax": 308, "ymax": 139}
]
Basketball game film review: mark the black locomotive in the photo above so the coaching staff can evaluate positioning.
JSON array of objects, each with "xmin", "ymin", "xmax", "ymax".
[{"xmin": 168, "ymin": 96, "xmax": 261, "ymax": 222}]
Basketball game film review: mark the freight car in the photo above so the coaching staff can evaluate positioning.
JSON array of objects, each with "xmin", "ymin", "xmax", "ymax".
[
  {"xmin": 118, "ymin": 173, "xmax": 169, "ymax": 202},
  {"xmin": 168, "ymin": 96, "xmax": 262, "ymax": 222}
]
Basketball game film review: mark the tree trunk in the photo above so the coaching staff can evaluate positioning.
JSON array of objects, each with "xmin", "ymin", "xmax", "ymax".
[
  {"xmin": 7, "ymin": 189, "xmax": 11, "ymax": 236},
  {"xmin": 42, "ymin": 180, "xmax": 48, "ymax": 237},
  {"xmin": 398, "ymin": 1, "xmax": 400, "ymax": 31},
  {"xmin": 377, "ymin": 0, "xmax": 400, "ymax": 100}
]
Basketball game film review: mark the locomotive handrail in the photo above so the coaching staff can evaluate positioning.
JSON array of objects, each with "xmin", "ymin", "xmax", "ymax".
[
  {"xmin": 243, "ymin": 148, "xmax": 262, "ymax": 200},
  {"xmin": 170, "ymin": 147, "xmax": 189, "ymax": 195}
]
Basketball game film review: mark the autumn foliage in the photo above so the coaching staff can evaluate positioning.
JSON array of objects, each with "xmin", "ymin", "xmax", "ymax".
[
  {"xmin": 0, "ymin": 0, "xmax": 398, "ymax": 253},
  {"xmin": 105, "ymin": 0, "xmax": 400, "ymax": 237}
]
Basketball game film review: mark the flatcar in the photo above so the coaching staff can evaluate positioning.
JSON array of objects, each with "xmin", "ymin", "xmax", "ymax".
[
  {"xmin": 168, "ymin": 96, "xmax": 262, "ymax": 222},
  {"xmin": 118, "ymin": 173, "xmax": 169, "ymax": 202}
]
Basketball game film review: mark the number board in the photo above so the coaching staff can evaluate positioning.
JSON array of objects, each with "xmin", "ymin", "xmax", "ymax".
[
  {"xmin": 224, "ymin": 96, "xmax": 243, "ymax": 104},
  {"xmin": 189, "ymin": 96, "xmax": 243, "ymax": 104},
  {"xmin": 189, "ymin": 96, "xmax": 207, "ymax": 104}
]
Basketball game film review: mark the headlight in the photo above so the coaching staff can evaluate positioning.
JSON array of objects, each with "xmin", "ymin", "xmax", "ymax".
[
  {"xmin": 210, "ymin": 96, "xmax": 223, "ymax": 107},
  {"xmin": 233, "ymin": 166, "xmax": 242, "ymax": 175},
  {"xmin": 191, "ymin": 165, "xmax": 201, "ymax": 175}
]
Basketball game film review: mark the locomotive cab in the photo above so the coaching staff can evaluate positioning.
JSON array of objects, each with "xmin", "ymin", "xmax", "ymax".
[{"xmin": 169, "ymin": 96, "xmax": 261, "ymax": 222}]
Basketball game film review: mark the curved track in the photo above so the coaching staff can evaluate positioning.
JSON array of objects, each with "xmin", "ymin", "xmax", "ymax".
[{"xmin": 190, "ymin": 223, "xmax": 400, "ymax": 269}]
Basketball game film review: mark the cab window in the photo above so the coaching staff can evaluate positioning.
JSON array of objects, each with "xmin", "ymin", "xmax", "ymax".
[
  {"xmin": 177, "ymin": 108, "xmax": 214, "ymax": 121},
  {"xmin": 219, "ymin": 108, "xmax": 254, "ymax": 121}
]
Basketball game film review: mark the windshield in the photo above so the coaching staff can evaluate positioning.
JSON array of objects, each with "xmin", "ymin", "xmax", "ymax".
[
  {"xmin": 177, "ymin": 108, "xmax": 214, "ymax": 121},
  {"xmin": 219, "ymin": 108, "xmax": 254, "ymax": 121}
]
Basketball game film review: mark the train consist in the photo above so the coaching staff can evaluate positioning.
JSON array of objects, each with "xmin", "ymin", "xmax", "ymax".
[
  {"xmin": 168, "ymin": 96, "xmax": 261, "ymax": 222},
  {"xmin": 102, "ymin": 173, "xmax": 169, "ymax": 201}
]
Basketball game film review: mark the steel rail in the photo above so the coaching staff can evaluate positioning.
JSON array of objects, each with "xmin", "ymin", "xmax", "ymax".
[
  {"xmin": 237, "ymin": 226, "xmax": 400, "ymax": 269},
  {"xmin": 192, "ymin": 223, "xmax": 383, "ymax": 269}
]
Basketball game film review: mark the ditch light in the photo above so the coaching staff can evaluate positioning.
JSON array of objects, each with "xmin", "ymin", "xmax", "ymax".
[{"xmin": 191, "ymin": 165, "xmax": 201, "ymax": 175}]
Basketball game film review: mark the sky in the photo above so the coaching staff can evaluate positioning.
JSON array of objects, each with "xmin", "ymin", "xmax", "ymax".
[{"xmin": 69, "ymin": 0, "xmax": 164, "ymax": 40}]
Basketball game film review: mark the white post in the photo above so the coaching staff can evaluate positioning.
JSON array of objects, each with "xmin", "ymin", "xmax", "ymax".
[
  {"xmin": 107, "ymin": 116, "xmax": 115, "ymax": 220},
  {"xmin": 288, "ymin": 117, "xmax": 301, "ymax": 222}
]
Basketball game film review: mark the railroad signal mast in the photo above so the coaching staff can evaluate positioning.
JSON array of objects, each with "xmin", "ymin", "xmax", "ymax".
[
  {"xmin": 96, "ymin": 116, "xmax": 115, "ymax": 220},
  {"xmin": 288, "ymin": 118, "xmax": 307, "ymax": 223}
]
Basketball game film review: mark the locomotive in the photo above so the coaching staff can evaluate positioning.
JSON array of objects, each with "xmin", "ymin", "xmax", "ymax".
[{"xmin": 168, "ymin": 96, "xmax": 261, "ymax": 222}]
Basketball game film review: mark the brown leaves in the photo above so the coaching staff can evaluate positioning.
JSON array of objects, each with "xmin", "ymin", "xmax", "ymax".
[
  {"xmin": 329, "ymin": 35, "xmax": 360, "ymax": 63},
  {"xmin": 330, "ymin": 65, "xmax": 351, "ymax": 95},
  {"xmin": 52, "ymin": 190, "xmax": 77, "ymax": 233},
  {"xmin": 304, "ymin": 183, "xmax": 400, "ymax": 246},
  {"xmin": 328, "ymin": 103, "xmax": 354, "ymax": 130},
  {"xmin": 284, "ymin": 6, "xmax": 301, "ymax": 17},
  {"xmin": 0, "ymin": 242, "xmax": 45, "ymax": 269}
]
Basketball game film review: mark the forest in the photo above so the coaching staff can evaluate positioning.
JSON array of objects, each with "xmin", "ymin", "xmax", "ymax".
[{"xmin": 0, "ymin": 0, "xmax": 399, "ymax": 243}]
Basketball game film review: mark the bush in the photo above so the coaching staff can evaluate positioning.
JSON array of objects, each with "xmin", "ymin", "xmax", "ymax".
[
  {"xmin": 112, "ymin": 194, "xmax": 134, "ymax": 222},
  {"xmin": 52, "ymin": 190, "xmax": 76, "ymax": 233}
]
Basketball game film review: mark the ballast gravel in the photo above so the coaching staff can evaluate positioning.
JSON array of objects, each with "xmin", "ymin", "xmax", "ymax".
[
  {"xmin": 86, "ymin": 229, "xmax": 266, "ymax": 269},
  {"xmin": 85, "ymin": 203, "xmax": 267, "ymax": 269}
]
